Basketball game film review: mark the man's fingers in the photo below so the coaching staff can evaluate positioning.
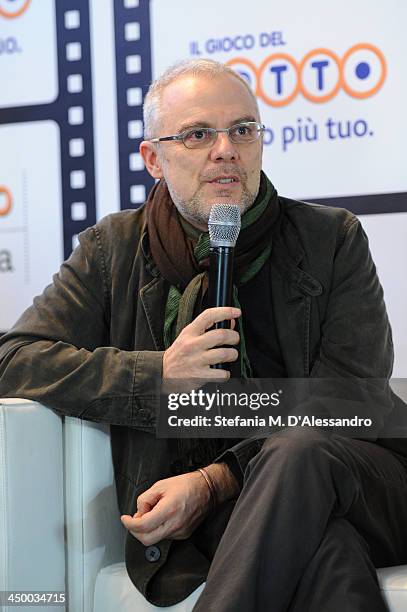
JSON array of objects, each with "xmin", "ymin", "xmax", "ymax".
[
  {"xmin": 198, "ymin": 367, "xmax": 230, "ymax": 380},
  {"xmin": 163, "ymin": 307, "xmax": 241, "ymax": 379},
  {"xmin": 123, "ymin": 501, "xmax": 170, "ymax": 534},
  {"xmin": 139, "ymin": 523, "xmax": 169, "ymax": 546},
  {"xmin": 130, "ymin": 521, "xmax": 170, "ymax": 546},
  {"xmin": 121, "ymin": 514, "xmax": 168, "ymax": 544},
  {"xmin": 137, "ymin": 488, "xmax": 161, "ymax": 512},
  {"xmin": 191, "ymin": 307, "xmax": 241, "ymax": 334},
  {"xmin": 137, "ymin": 500, "xmax": 152, "ymax": 515},
  {"xmin": 121, "ymin": 513, "xmax": 150, "ymax": 532},
  {"xmin": 199, "ymin": 328, "xmax": 240, "ymax": 350},
  {"xmin": 206, "ymin": 347, "xmax": 239, "ymax": 366},
  {"xmin": 121, "ymin": 514, "xmax": 137, "ymax": 530}
]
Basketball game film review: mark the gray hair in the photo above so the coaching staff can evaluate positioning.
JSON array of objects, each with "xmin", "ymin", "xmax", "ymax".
[{"xmin": 143, "ymin": 58, "xmax": 260, "ymax": 139}]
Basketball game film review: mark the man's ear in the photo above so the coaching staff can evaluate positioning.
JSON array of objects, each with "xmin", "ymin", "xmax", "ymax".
[{"xmin": 139, "ymin": 141, "xmax": 164, "ymax": 179}]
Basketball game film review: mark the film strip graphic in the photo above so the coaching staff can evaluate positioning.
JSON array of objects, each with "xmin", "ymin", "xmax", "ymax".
[
  {"xmin": 114, "ymin": 0, "xmax": 154, "ymax": 210},
  {"xmin": 0, "ymin": 0, "xmax": 96, "ymax": 260},
  {"xmin": 57, "ymin": 2, "xmax": 96, "ymax": 257}
]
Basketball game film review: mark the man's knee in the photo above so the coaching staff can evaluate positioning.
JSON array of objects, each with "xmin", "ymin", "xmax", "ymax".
[
  {"xmin": 260, "ymin": 426, "xmax": 333, "ymax": 460},
  {"xmin": 244, "ymin": 428, "xmax": 356, "ymax": 508},
  {"xmin": 246, "ymin": 427, "xmax": 342, "ymax": 479}
]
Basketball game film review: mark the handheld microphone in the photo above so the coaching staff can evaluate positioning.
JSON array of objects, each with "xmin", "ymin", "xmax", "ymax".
[{"xmin": 208, "ymin": 204, "xmax": 241, "ymax": 369}]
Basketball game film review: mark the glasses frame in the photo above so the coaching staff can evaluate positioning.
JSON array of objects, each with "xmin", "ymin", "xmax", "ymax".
[{"xmin": 148, "ymin": 121, "xmax": 265, "ymax": 149}]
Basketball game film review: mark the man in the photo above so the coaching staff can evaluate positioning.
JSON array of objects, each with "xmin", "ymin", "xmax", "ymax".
[{"xmin": 1, "ymin": 59, "xmax": 407, "ymax": 611}]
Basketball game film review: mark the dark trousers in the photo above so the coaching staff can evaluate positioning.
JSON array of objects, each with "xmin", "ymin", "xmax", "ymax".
[{"xmin": 192, "ymin": 428, "xmax": 407, "ymax": 612}]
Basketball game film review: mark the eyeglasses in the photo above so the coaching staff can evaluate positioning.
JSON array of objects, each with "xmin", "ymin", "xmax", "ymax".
[{"xmin": 149, "ymin": 121, "xmax": 265, "ymax": 149}]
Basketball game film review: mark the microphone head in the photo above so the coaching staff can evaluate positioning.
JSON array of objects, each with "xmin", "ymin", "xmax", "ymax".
[{"xmin": 208, "ymin": 204, "xmax": 241, "ymax": 247}]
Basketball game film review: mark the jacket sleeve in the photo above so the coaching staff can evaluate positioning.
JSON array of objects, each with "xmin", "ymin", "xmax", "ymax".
[
  {"xmin": 214, "ymin": 215, "xmax": 396, "ymax": 484},
  {"xmin": 0, "ymin": 224, "xmax": 163, "ymax": 428}
]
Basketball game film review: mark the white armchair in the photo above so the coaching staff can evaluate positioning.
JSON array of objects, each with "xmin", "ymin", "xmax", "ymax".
[
  {"xmin": 0, "ymin": 399, "xmax": 203, "ymax": 612},
  {"xmin": 1, "ymin": 397, "xmax": 407, "ymax": 611}
]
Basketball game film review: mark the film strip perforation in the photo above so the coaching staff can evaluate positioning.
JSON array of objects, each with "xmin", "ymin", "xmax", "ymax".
[{"xmin": 114, "ymin": 0, "xmax": 154, "ymax": 210}]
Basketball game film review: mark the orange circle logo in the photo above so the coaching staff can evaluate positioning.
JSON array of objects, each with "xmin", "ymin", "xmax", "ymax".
[
  {"xmin": 0, "ymin": 0, "xmax": 31, "ymax": 19},
  {"xmin": 227, "ymin": 43, "xmax": 387, "ymax": 106},
  {"xmin": 0, "ymin": 186, "xmax": 12, "ymax": 216},
  {"xmin": 299, "ymin": 48, "xmax": 342, "ymax": 104},
  {"xmin": 341, "ymin": 43, "xmax": 387, "ymax": 99},
  {"xmin": 257, "ymin": 53, "xmax": 300, "ymax": 107}
]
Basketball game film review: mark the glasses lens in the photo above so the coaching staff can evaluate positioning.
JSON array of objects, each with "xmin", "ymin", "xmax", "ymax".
[
  {"xmin": 182, "ymin": 128, "xmax": 216, "ymax": 149},
  {"xmin": 229, "ymin": 122, "xmax": 262, "ymax": 143}
]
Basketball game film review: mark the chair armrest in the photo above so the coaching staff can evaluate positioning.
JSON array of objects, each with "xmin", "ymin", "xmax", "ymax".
[
  {"xmin": 0, "ymin": 399, "xmax": 65, "ymax": 603},
  {"xmin": 64, "ymin": 417, "xmax": 125, "ymax": 612}
]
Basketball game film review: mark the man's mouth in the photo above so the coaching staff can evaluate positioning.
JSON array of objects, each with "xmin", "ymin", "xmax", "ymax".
[{"xmin": 208, "ymin": 176, "xmax": 239, "ymax": 185}]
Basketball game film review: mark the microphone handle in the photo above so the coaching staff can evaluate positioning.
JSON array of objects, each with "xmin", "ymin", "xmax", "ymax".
[{"xmin": 208, "ymin": 246, "xmax": 234, "ymax": 369}]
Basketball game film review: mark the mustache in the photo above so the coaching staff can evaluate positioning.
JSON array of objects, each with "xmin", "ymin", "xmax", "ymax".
[{"xmin": 200, "ymin": 167, "xmax": 247, "ymax": 182}]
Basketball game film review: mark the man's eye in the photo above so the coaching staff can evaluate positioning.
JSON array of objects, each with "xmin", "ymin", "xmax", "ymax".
[
  {"xmin": 185, "ymin": 129, "xmax": 209, "ymax": 141},
  {"xmin": 235, "ymin": 124, "xmax": 252, "ymax": 137}
]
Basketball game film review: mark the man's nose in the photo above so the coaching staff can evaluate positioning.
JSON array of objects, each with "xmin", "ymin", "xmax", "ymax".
[{"xmin": 209, "ymin": 131, "xmax": 239, "ymax": 162}]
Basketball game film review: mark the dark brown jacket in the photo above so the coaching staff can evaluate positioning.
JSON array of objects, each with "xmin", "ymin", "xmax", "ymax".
[{"xmin": 0, "ymin": 195, "xmax": 400, "ymax": 605}]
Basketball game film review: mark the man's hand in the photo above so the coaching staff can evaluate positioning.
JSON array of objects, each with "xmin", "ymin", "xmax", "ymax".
[
  {"xmin": 120, "ymin": 463, "xmax": 240, "ymax": 546},
  {"xmin": 163, "ymin": 307, "xmax": 241, "ymax": 379},
  {"xmin": 120, "ymin": 471, "xmax": 212, "ymax": 546}
]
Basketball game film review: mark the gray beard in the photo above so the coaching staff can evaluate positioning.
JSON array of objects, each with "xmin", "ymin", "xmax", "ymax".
[{"xmin": 167, "ymin": 183, "xmax": 257, "ymax": 229}]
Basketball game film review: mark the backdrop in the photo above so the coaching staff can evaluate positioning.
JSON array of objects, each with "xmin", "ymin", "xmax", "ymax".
[{"xmin": 0, "ymin": 0, "xmax": 406, "ymax": 374}]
